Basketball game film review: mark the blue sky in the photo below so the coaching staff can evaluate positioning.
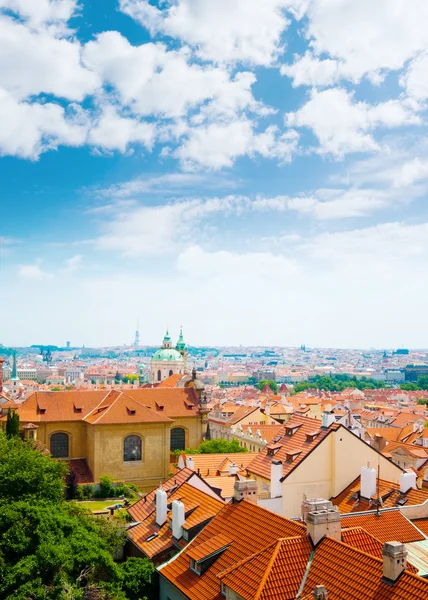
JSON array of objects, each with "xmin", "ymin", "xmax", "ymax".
[{"xmin": 1, "ymin": 0, "xmax": 428, "ymax": 348}]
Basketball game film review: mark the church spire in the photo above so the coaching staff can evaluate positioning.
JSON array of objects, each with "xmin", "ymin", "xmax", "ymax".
[
  {"xmin": 11, "ymin": 351, "xmax": 18, "ymax": 380},
  {"xmin": 176, "ymin": 326, "xmax": 186, "ymax": 352}
]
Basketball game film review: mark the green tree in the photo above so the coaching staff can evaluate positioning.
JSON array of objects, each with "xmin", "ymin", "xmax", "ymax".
[
  {"xmin": 5, "ymin": 408, "xmax": 19, "ymax": 439},
  {"xmin": 257, "ymin": 380, "xmax": 278, "ymax": 394},
  {"xmin": 400, "ymin": 382, "xmax": 420, "ymax": 391},
  {"xmin": 0, "ymin": 434, "xmax": 67, "ymax": 502},
  {"xmin": 416, "ymin": 375, "xmax": 428, "ymax": 390},
  {"xmin": 117, "ymin": 557, "xmax": 157, "ymax": 600},
  {"xmin": 182, "ymin": 438, "xmax": 248, "ymax": 455}
]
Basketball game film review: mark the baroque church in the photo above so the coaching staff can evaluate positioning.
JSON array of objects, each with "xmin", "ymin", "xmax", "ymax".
[
  {"xmin": 0, "ymin": 330, "xmax": 208, "ymax": 491},
  {"xmin": 150, "ymin": 328, "xmax": 187, "ymax": 383}
]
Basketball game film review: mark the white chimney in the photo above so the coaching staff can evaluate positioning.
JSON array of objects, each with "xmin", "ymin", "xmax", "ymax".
[
  {"xmin": 382, "ymin": 542, "xmax": 407, "ymax": 582},
  {"xmin": 360, "ymin": 465, "xmax": 376, "ymax": 499},
  {"xmin": 155, "ymin": 486, "xmax": 167, "ymax": 527},
  {"xmin": 306, "ymin": 504, "xmax": 341, "ymax": 545},
  {"xmin": 186, "ymin": 456, "xmax": 195, "ymax": 471},
  {"xmin": 229, "ymin": 462, "xmax": 238, "ymax": 476},
  {"xmin": 321, "ymin": 411, "xmax": 335, "ymax": 429},
  {"xmin": 172, "ymin": 500, "xmax": 185, "ymax": 539},
  {"xmin": 270, "ymin": 459, "xmax": 282, "ymax": 498},
  {"xmin": 400, "ymin": 470, "xmax": 417, "ymax": 493}
]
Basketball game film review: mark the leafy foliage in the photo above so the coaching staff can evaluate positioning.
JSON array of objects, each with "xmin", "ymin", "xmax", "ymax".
[
  {"xmin": 0, "ymin": 434, "xmax": 67, "ymax": 502},
  {"xmin": 0, "ymin": 433, "xmax": 156, "ymax": 600},
  {"xmin": 257, "ymin": 380, "xmax": 278, "ymax": 393},
  {"xmin": 5, "ymin": 409, "xmax": 20, "ymax": 438},
  {"xmin": 293, "ymin": 374, "xmax": 387, "ymax": 393},
  {"xmin": 178, "ymin": 438, "xmax": 248, "ymax": 455}
]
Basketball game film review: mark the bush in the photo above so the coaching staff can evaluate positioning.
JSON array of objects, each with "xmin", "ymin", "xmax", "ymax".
[
  {"xmin": 82, "ymin": 484, "xmax": 94, "ymax": 499},
  {"xmin": 98, "ymin": 475, "xmax": 115, "ymax": 498}
]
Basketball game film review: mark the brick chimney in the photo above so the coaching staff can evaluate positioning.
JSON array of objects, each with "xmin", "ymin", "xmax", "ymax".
[
  {"xmin": 306, "ymin": 503, "xmax": 341, "ymax": 545},
  {"xmin": 313, "ymin": 585, "xmax": 328, "ymax": 599},
  {"xmin": 234, "ymin": 480, "xmax": 258, "ymax": 503},
  {"xmin": 0, "ymin": 357, "xmax": 4, "ymax": 393},
  {"xmin": 382, "ymin": 541, "xmax": 407, "ymax": 583}
]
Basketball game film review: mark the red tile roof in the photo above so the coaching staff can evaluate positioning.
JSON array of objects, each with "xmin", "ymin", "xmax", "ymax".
[
  {"xmin": 340, "ymin": 510, "xmax": 425, "ymax": 544},
  {"xmin": 247, "ymin": 414, "xmax": 336, "ymax": 480},
  {"xmin": 159, "ymin": 500, "xmax": 305, "ymax": 600},
  {"xmin": 303, "ymin": 536, "xmax": 428, "ymax": 600},
  {"xmin": 331, "ymin": 476, "xmax": 428, "ymax": 512}
]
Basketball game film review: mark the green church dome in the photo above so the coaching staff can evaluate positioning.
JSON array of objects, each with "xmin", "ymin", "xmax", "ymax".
[{"xmin": 152, "ymin": 348, "xmax": 184, "ymax": 362}]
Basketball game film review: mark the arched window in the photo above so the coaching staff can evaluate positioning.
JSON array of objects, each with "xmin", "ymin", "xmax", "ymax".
[
  {"xmin": 170, "ymin": 427, "xmax": 186, "ymax": 452},
  {"xmin": 50, "ymin": 433, "xmax": 69, "ymax": 458},
  {"xmin": 124, "ymin": 435, "xmax": 142, "ymax": 462},
  {"xmin": 169, "ymin": 369, "xmax": 173, "ymax": 377},
  {"xmin": 157, "ymin": 369, "xmax": 161, "ymax": 381}
]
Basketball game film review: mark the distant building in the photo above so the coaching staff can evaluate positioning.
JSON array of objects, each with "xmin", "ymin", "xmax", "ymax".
[
  {"xmin": 405, "ymin": 364, "xmax": 428, "ymax": 382},
  {"xmin": 150, "ymin": 329, "xmax": 186, "ymax": 383}
]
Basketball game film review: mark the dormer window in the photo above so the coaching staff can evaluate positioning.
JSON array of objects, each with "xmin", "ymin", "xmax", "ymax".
[
  {"xmin": 267, "ymin": 443, "xmax": 281, "ymax": 457},
  {"xmin": 286, "ymin": 449, "xmax": 302, "ymax": 462},
  {"xmin": 190, "ymin": 558, "xmax": 201, "ymax": 575},
  {"xmin": 127, "ymin": 407, "xmax": 136, "ymax": 415},
  {"xmin": 306, "ymin": 432, "xmax": 319, "ymax": 442},
  {"xmin": 285, "ymin": 424, "xmax": 301, "ymax": 436}
]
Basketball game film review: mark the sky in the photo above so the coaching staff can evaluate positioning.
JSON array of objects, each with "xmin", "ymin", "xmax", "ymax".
[{"xmin": 1, "ymin": 0, "xmax": 428, "ymax": 349}]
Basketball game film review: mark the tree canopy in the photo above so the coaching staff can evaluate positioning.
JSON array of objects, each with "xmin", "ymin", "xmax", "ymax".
[
  {"xmin": 5, "ymin": 408, "xmax": 20, "ymax": 438},
  {"xmin": 179, "ymin": 438, "xmax": 248, "ymax": 455},
  {"xmin": 292, "ymin": 374, "xmax": 387, "ymax": 393},
  {"xmin": 257, "ymin": 380, "xmax": 278, "ymax": 393},
  {"xmin": 0, "ymin": 432, "xmax": 157, "ymax": 600}
]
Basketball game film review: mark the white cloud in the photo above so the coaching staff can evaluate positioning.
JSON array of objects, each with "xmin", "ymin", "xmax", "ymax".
[
  {"xmin": 0, "ymin": 15, "xmax": 99, "ymax": 102},
  {"xmin": 119, "ymin": 0, "xmax": 290, "ymax": 66},
  {"xmin": 83, "ymin": 32, "xmax": 261, "ymax": 119},
  {"xmin": 17, "ymin": 263, "xmax": 54, "ymax": 281},
  {"xmin": 392, "ymin": 158, "xmax": 428, "ymax": 188},
  {"xmin": 0, "ymin": 89, "xmax": 88, "ymax": 159},
  {"xmin": 176, "ymin": 121, "xmax": 298, "ymax": 170},
  {"xmin": 286, "ymin": 88, "xmax": 419, "ymax": 157},
  {"xmin": 400, "ymin": 52, "xmax": 428, "ymax": 102},
  {"xmin": 0, "ymin": 0, "xmax": 77, "ymax": 32},
  {"xmin": 88, "ymin": 106, "xmax": 155, "ymax": 152},
  {"xmin": 283, "ymin": 0, "xmax": 428, "ymax": 86},
  {"xmin": 62, "ymin": 255, "xmax": 83, "ymax": 274}
]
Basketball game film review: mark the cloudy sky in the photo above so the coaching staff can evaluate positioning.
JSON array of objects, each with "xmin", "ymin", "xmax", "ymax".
[{"xmin": 1, "ymin": 0, "xmax": 428, "ymax": 348}]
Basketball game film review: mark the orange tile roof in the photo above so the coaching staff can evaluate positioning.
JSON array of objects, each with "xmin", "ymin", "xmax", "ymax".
[
  {"xmin": 204, "ymin": 476, "xmax": 237, "ymax": 499},
  {"xmin": 127, "ymin": 483, "xmax": 224, "ymax": 560},
  {"xmin": 228, "ymin": 405, "xmax": 259, "ymax": 425},
  {"xmin": 128, "ymin": 468, "xmax": 195, "ymax": 522},
  {"xmin": 411, "ymin": 518, "xmax": 428, "ymax": 537},
  {"xmin": 157, "ymin": 374, "xmax": 184, "ymax": 388},
  {"xmin": 238, "ymin": 424, "xmax": 284, "ymax": 442},
  {"xmin": 340, "ymin": 510, "xmax": 425, "ymax": 544},
  {"xmin": 383, "ymin": 441, "xmax": 428, "ymax": 459},
  {"xmin": 187, "ymin": 534, "xmax": 232, "ymax": 563},
  {"xmin": 218, "ymin": 536, "xmax": 312, "ymax": 600},
  {"xmin": 16, "ymin": 387, "xmax": 201, "ymax": 424},
  {"xmin": 303, "ymin": 536, "xmax": 428, "ymax": 600},
  {"xmin": 331, "ymin": 476, "xmax": 428, "ymax": 513},
  {"xmin": 247, "ymin": 414, "xmax": 336, "ymax": 480},
  {"xmin": 159, "ymin": 500, "xmax": 305, "ymax": 600},
  {"xmin": 183, "ymin": 453, "xmax": 259, "ymax": 478},
  {"xmin": 341, "ymin": 527, "xmax": 386, "ymax": 560}
]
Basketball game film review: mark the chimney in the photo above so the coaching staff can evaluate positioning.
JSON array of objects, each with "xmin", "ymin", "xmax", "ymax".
[
  {"xmin": 360, "ymin": 465, "xmax": 376, "ymax": 499},
  {"xmin": 234, "ymin": 480, "xmax": 258, "ymax": 503},
  {"xmin": 321, "ymin": 411, "xmax": 335, "ymax": 429},
  {"xmin": 382, "ymin": 541, "xmax": 407, "ymax": 582},
  {"xmin": 172, "ymin": 500, "xmax": 185, "ymax": 539},
  {"xmin": 400, "ymin": 470, "xmax": 417, "ymax": 493},
  {"xmin": 270, "ymin": 459, "xmax": 282, "ymax": 498},
  {"xmin": 155, "ymin": 485, "xmax": 167, "ymax": 527},
  {"xmin": 229, "ymin": 462, "xmax": 238, "ymax": 476},
  {"xmin": 0, "ymin": 357, "xmax": 3, "ymax": 393},
  {"xmin": 313, "ymin": 585, "xmax": 328, "ymax": 600},
  {"xmin": 301, "ymin": 498, "xmax": 332, "ymax": 522},
  {"xmin": 186, "ymin": 456, "xmax": 195, "ymax": 471},
  {"xmin": 306, "ymin": 503, "xmax": 341, "ymax": 545}
]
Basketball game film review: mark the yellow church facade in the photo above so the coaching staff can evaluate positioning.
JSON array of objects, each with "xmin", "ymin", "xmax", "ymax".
[{"xmin": 15, "ymin": 386, "xmax": 206, "ymax": 491}]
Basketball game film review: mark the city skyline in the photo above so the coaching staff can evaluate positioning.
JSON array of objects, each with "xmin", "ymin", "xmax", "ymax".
[{"xmin": 2, "ymin": 1, "xmax": 428, "ymax": 347}]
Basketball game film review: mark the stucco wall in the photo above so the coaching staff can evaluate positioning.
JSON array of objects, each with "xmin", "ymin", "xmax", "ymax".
[
  {"xmin": 281, "ymin": 427, "xmax": 403, "ymax": 518},
  {"xmin": 159, "ymin": 575, "xmax": 189, "ymax": 600}
]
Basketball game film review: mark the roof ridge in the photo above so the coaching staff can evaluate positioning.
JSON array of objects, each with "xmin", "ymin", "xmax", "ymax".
[
  {"xmin": 87, "ymin": 391, "xmax": 122, "ymax": 424},
  {"xmin": 254, "ymin": 538, "xmax": 284, "ymax": 600},
  {"xmin": 217, "ymin": 539, "xmax": 280, "ymax": 580}
]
